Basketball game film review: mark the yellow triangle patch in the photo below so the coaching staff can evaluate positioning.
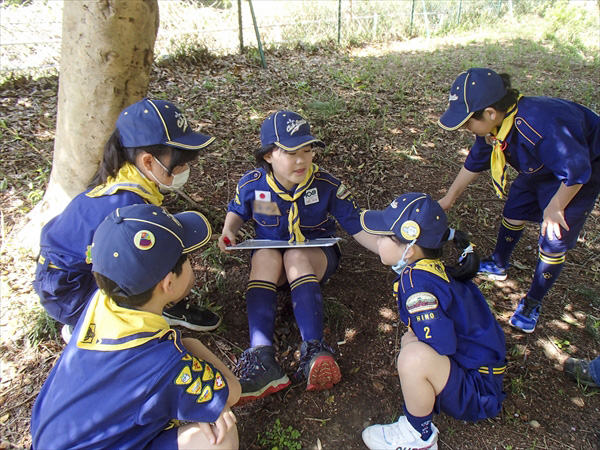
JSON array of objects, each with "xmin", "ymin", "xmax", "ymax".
[
  {"xmin": 192, "ymin": 357, "xmax": 204, "ymax": 372},
  {"xmin": 186, "ymin": 377, "xmax": 203, "ymax": 395},
  {"xmin": 214, "ymin": 372, "xmax": 226, "ymax": 391},
  {"xmin": 202, "ymin": 363, "xmax": 214, "ymax": 381},
  {"xmin": 182, "ymin": 354, "xmax": 192, "ymax": 361},
  {"xmin": 196, "ymin": 384, "xmax": 213, "ymax": 403},
  {"xmin": 174, "ymin": 365, "xmax": 193, "ymax": 385}
]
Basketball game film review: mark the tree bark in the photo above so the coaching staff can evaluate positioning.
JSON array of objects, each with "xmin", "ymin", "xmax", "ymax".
[{"xmin": 19, "ymin": 0, "xmax": 159, "ymax": 251}]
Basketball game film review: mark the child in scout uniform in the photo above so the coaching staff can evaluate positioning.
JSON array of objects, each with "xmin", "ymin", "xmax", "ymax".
[
  {"xmin": 438, "ymin": 68, "xmax": 600, "ymax": 333},
  {"xmin": 31, "ymin": 204, "xmax": 241, "ymax": 449},
  {"xmin": 360, "ymin": 193, "xmax": 506, "ymax": 450},
  {"xmin": 34, "ymin": 98, "xmax": 222, "ymax": 340},
  {"xmin": 218, "ymin": 110, "xmax": 379, "ymax": 404}
]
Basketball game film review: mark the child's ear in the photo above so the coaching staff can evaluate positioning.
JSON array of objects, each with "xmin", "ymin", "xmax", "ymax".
[
  {"xmin": 139, "ymin": 152, "xmax": 154, "ymax": 172},
  {"xmin": 157, "ymin": 271, "xmax": 175, "ymax": 295},
  {"xmin": 263, "ymin": 151, "xmax": 273, "ymax": 164},
  {"xmin": 484, "ymin": 107, "xmax": 498, "ymax": 121}
]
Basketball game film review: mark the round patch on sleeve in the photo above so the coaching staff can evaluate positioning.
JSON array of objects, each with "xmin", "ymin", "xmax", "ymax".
[{"xmin": 406, "ymin": 292, "xmax": 439, "ymax": 314}]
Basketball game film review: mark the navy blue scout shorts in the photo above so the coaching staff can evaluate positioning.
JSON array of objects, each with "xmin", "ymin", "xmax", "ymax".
[
  {"xmin": 503, "ymin": 159, "xmax": 600, "ymax": 253},
  {"xmin": 435, "ymin": 357, "xmax": 506, "ymax": 422},
  {"xmin": 144, "ymin": 427, "xmax": 178, "ymax": 450}
]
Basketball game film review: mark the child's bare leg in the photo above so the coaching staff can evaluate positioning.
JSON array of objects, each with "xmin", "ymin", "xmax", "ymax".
[
  {"xmin": 397, "ymin": 333, "xmax": 451, "ymax": 416},
  {"xmin": 250, "ymin": 248, "xmax": 286, "ymax": 284},
  {"xmin": 181, "ymin": 337, "xmax": 241, "ymax": 407},
  {"xmin": 283, "ymin": 247, "xmax": 327, "ymax": 281}
]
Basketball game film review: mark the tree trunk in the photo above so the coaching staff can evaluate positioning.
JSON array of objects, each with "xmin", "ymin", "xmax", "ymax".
[{"xmin": 19, "ymin": 0, "xmax": 159, "ymax": 251}]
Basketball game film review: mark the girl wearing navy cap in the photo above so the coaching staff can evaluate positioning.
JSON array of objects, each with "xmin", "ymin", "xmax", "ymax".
[
  {"xmin": 360, "ymin": 193, "xmax": 506, "ymax": 450},
  {"xmin": 34, "ymin": 98, "xmax": 222, "ymax": 340},
  {"xmin": 218, "ymin": 110, "xmax": 379, "ymax": 405},
  {"xmin": 438, "ymin": 68, "xmax": 600, "ymax": 333}
]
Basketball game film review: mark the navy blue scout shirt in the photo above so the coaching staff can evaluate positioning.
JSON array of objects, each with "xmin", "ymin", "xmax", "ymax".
[
  {"xmin": 228, "ymin": 167, "xmax": 363, "ymax": 239},
  {"xmin": 395, "ymin": 259, "xmax": 506, "ymax": 370},
  {"xmin": 31, "ymin": 291, "xmax": 229, "ymax": 449},
  {"xmin": 465, "ymin": 97, "xmax": 600, "ymax": 184}
]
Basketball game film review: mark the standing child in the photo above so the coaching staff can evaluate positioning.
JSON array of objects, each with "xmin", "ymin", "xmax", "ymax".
[
  {"xmin": 437, "ymin": 68, "xmax": 600, "ymax": 333},
  {"xmin": 34, "ymin": 98, "xmax": 222, "ymax": 339},
  {"xmin": 360, "ymin": 193, "xmax": 506, "ymax": 450},
  {"xmin": 218, "ymin": 110, "xmax": 378, "ymax": 404},
  {"xmin": 31, "ymin": 204, "xmax": 241, "ymax": 449}
]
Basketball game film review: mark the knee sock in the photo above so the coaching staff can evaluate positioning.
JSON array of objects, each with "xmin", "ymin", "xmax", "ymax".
[
  {"xmin": 404, "ymin": 404, "xmax": 434, "ymax": 441},
  {"xmin": 492, "ymin": 218, "xmax": 525, "ymax": 268},
  {"xmin": 290, "ymin": 274, "xmax": 323, "ymax": 342},
  {"xmin": 246, "ymin": 280, "xmax": 278, "ymax": 348},
  {"xmin": 526, "ymin": 251, "xmax": 566, "ymax": 303}
]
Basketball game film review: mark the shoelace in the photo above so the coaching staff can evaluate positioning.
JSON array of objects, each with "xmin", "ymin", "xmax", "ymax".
[
  {"xmin": 234, "ymin": 350, "xmax": 264, "ymax": 381},
  {"xmin": 383, "ymin": 419, "xmax": 418, "ymax": 445}
]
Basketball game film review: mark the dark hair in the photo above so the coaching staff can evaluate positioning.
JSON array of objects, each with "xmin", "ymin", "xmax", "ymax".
[
  {"xmin": 417, "ymin": 230, "xmax": 480, "ymax": 282},
  {"xmin": 254, "ymin": 143, "xmax": 277, "ymax": 171},
  {"xmin": 93, "ymin": 254, "xmax": 188, "ymax": 308},
  {"xmin": 471, "ymin": 73, "xmax": 521, "ymax": 120},
  {"xmin": 87, "ymin": 129, "xmax": 200, "ymax": 189}
]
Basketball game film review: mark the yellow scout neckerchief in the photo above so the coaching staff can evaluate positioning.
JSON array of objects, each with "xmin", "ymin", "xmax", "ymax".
[
  {"xmin": 76, "ymin": 290, "xmax": 175, "ymax": 351},
  {"xmin": 266, "ymin": 163, "xmax": 318, "ymax": 243},
  {"xmin": 86, "ymin": 162, "xmax": 164, "ymax": 206},
  {"xmin": 489, "ymin": 95, "xmax": 522, "ymax": 199}
]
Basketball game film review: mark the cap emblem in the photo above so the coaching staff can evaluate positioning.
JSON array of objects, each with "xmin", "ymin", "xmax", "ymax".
[
  {"xmin": 390, "ymin": 199, "xmax": 398, "ymax": 209},
  {"xmin": 400, "ymin": 220, "xmax": 420, "ymax": 241},
  {"xmin": 448, "ymin": 94, "xmax": 458, "ymax": 102},
  {"xmin": 286, "ymin": 118, "xmax": 307, "ymax": 136},
  {"xmin": 134, "ymin": 230, "xmax": 156, "ymax": 250},
  {"xmin": 174, "ymin": 111, "xmax": 189, "ymax": 132}
]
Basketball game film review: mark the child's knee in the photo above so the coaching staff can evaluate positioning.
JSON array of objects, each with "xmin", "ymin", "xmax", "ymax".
[{"xmin": 396, "ymin": 342, "xmax": 430, "ymax": 375}]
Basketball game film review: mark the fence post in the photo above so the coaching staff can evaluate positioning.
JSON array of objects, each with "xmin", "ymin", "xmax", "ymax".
[
  {"xmin": 457, "ymin": 0, "xmax": 462, "ymax": 25},
  {"xmin": 237, "ymin": 0, "xmax": 243, "ymax": 54},
  {"xmin": 337, "ymin": 0, "xmax": 342, "ymax": 45},
  {"xmin": 421, "ymin": 0, "xmax": 430, "ymax": 39},
  {"xmin": 410, "ymin": 0, "xmax": 415, "ymax": 35},
  {"xmin": 372, "ymin": 13, "xmax": 378, "ymax": 41},
  {"xmin": 247, "ymin": 0, "xmax": 267, "ymax": 69}
]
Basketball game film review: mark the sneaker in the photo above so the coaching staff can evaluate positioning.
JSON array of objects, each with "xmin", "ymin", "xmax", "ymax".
[
  {"xmin": 295, "ymin": 340, "xmax": 342, "ymax": 391},
  {"xmin": 478, "ymin": 257, "xmax": 508, "ymax": 281},
  {"xmin": 564, "ymin": 357, "xmax": 599, "ymax": 388},
  {"xmin": 61, "ymin": 324, "xmax": 74, "ymax": 344},
  {"xmin": 234, "ymin": 346, "xmax": 291, "ymax": 406},
  {"xmin": 509, "ymin": 297, "xmax": 541, "ymax": 333},
  {"xmin": 163, "ymin": 301, "xmax": 222, "ymax": 332},
  {"xmin": 362, "ymin": 416, "xmax": 439, "ymax": 450}
]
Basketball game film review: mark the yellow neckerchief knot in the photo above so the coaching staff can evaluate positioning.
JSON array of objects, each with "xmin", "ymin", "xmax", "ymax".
[
  {"xmin": 266, "ymin": 163, "xmax": 318, "ymax": 243},
  {"xmin": 489, "ymin": 95, "xmax": 522, "ymax": 199},
  {"xmin": 86, "ymin": 162, "xmax": 163, "ymax": 206}
]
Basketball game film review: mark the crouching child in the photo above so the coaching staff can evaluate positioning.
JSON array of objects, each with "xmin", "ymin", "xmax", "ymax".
[{"xmin": 30, "ymin": 204, "xmax": 241, "ymax": 449}]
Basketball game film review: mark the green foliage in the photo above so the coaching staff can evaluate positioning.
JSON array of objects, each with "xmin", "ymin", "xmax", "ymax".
[
  {"xmin": 28, "ymin": 307, "xmax": 60, "ymax": 346},
  {"xmin": 258, "ymin": 419, "xmax": 302, "ymax": 450}
]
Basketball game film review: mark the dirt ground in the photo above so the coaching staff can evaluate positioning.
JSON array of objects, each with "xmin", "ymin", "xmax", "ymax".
[{"xmin": 1, "ymin": 43, "xmax": 599, "ymax": 449}]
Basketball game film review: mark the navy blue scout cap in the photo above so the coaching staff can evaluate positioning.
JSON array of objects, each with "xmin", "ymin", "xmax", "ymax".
[
  {"xmin": 438, "ymin": 68, "xmax": 507, "ymax": 131},
  {"xmin": 360, "ymin": 193, "xmax": 449, "ymax": 249},
  {"xmin": 260, "ymin": 110, "xmax": 325, "ymax": 152},
  {"xmin": 91, "ymin": 204, "xmax": 212, "ymax": 296},
  {"xmin": 117, "ymin": 98, "xmax": 215, "ymax": 150}
]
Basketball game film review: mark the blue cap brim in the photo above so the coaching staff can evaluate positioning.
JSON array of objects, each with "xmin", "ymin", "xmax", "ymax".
[
  {"xmin": 173, "ymin": 211, "xmax": 212, "ymax": 252},
  {"xmin": 438, "ymin": 108, "xmax": 473, "ymax": 131},
  {"xmin": 274, "ymin": 136, "xmax": 325, "ymax": 152},
  {"xmin": 360, "ymin": 210, "xmax": 395, "ymax": 235},
  {"xmin": 165, "ymin": 133, "xmax": 215, "ymax": 151}
]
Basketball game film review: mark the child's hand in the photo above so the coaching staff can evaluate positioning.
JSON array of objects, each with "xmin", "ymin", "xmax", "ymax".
[
  {"xmin": 401, "ymin": 330, "xmax": 418, "ymax": 347},
  {"xmin": 198, "ymin": 408, "xmax": 237, "ymax": 445},
  {"xmin": 218, "ymin": 233, "xmax": 236, "ymax": 252}
]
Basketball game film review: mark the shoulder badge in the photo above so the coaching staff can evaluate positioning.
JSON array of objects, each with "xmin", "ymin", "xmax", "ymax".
[
  {"xmin": 336, "ymin": 183, "xmax": 351, "ymax": 200},
  {"xmin": 406, "ymin": 292, "xmax": 439, "ymax": 314},
  {"xmin": 174, "ymin": 365, "xmax": 193, "ymax": 385}
]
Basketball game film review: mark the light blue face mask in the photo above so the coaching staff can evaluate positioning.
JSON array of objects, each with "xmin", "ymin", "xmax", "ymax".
[{"xmin": 392, "ymin": 240, "xmax": 416, "ymax": 274}]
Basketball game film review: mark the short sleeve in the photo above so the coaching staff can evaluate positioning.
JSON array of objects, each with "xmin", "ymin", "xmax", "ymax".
[
  {"xmin": 464, "ymin": 136, "xmax": 493, "ymax": 173},
  {"xmin": 324, "ymin": 175, "xmax": 363, "ymax": 235}
]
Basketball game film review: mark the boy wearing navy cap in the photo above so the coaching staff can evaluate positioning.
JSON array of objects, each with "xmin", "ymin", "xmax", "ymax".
[
  {"xmin": 218, "ymin": 110, "xmax": 379, "ymax": 404},
  {"xmin": 438, "ymin": 68, "xmax": 600, "ymax": 333},
  {"xmin": 31, "ymin": 204, "xmax": 241, "ymax": 449},
  {"xmin": 360, "ymin": 193, "xmax": 506, "ymax": 450},
  {"xmin": 34, "ymin": 98, "xmax": 222, "ymax": 340}
]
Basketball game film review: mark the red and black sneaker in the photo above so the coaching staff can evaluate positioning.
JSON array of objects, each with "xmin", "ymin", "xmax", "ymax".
[
  {"xmin": 234, "ymin": 346, "xmax": 290, "ymax": 406},
  {"xmin": 295, "ymin": 340, "xmax": 341, "ymax": 391}
]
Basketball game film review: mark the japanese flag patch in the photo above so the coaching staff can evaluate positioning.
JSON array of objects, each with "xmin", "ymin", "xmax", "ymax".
[{"xmin": 255, "ymin": 190, "xmax": 271, "ymax": 202}]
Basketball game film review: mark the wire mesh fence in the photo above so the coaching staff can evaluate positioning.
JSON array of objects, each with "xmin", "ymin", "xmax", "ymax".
[{"xmin": 0, "ymin": 0, "xmax": 549, "ymax": 76}]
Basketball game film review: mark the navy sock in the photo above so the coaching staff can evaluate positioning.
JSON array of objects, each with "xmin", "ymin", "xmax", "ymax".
[
  {"xmin": 492, "ymin": 217, "xmax": 525, "ymax": 268},
  {"xmin": 404, "ymin": 405, "xmax": 434, "ymax": 441},
  {"xmin": 290, "ymin": 274, "xmax": 323, "ymax": 342},
  {"xmin": 246, "ymin": 280, "xmax": 277, "ymax": 348},
  {"xmin": 527, "ymin": 251, "xmax": 565, "ymax": 302}
]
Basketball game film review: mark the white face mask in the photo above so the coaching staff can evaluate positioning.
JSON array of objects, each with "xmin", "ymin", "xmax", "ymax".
[
  {"xmin": 392, "ymin": 240, "xmax": 415, "ymax": 275},
  {"xmin": 149, "ymin": 157, "xmax": 190, "ymax": 191}
]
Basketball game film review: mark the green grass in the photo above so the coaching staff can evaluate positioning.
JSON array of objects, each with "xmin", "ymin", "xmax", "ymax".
[{"xmin": 257, "ymin": 418, "xmax": 302, "ymax": 450}]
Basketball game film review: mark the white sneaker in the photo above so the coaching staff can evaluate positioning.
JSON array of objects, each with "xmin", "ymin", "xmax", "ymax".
[
  {"xmin": 362, "ymin": 416, "xmax": 439, "ymax": 450},
  {"xmin": 61, "ymin": 324, "xmax": 74, "ymax": 344}
]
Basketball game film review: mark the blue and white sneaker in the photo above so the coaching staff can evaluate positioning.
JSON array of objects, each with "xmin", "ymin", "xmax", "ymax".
[
  {"xmin": 509, "ymin": 297, "xmax": 541, "ymax": 333},
  {"xmin": 478, "ymin": 257, "xmax": 508, "ymax": 281}
]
